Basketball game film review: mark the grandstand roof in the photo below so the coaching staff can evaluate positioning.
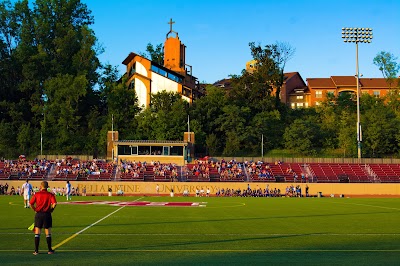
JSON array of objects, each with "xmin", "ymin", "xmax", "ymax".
[{"xmin": 115, "ymin": 140, "xmax": 187, "ymax": 144}]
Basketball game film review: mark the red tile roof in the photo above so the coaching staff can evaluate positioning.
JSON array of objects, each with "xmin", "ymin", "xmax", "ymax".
[
  {"xmin": 331, "ymin": 76, "xmax": 357, "ymax": 87},
  {"xmin": 359, "ymin": 78, "xmax": 396, "ymax": 88},
  {"xmin": 306, "ymin": 78, "xmax": 335, "ymax": 88},
  {"xmin": 307, "ymin": 76, "xmax": 399, "ymax": 89}
]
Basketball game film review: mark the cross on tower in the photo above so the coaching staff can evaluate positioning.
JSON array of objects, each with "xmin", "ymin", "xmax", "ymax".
[{"xmin": 168, "ymin": 18, "xmax": 175, "ymax": 32}]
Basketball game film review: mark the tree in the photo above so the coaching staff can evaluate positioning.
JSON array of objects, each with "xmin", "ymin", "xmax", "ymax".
[
  {"xmin": 140, "ymin": 43, "xmax": 164, "ymax": 65},
  {"xmin": 43, "ymin": 74, "xmax": 88, "ymax": 153},
  {"xmin": 105, "ymin": 75, "xmax": 140, "ymax": 139},
  {"xmin": 373, "ymin": 51, "xmax": 400, "ymax": 88},
  {"xmin": 223, "ymin": 131, "xmax": 241, "ymax": 156},
  {"xmin": 190, "ymin": 85, "xmax": 226, "ymax": 152},
  {"xmin": 215, "ymin": 104, "xmax": 250, "ymax": 155},
  {"xmin": 135, "ymin": 91, "xmax": 188, "ymax": 141},
  {"xmin": 0, "ymin": 0, "xmax": 104, "ymax": 156},
  {"xmin": 247, "ymin": 110, "xmax": 284, "ymax": 153},
  {"xmin": 362, "ymin": 96, "xmax": 397, "ymax": 157},
  {"xmin": 205, "ymin": 133, "xmax": 218, "ymax": 156},
  {"xmin": 283, "ymin": 118, "xmax": 321, "ymax": 155},
  {"xmin": 338, "ymin": 109, "xmax": 356, "ymax": 157}
]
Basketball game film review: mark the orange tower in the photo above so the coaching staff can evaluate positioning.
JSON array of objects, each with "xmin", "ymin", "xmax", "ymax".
[{"xmin": 163, "ymin": 18, "xmax": 186, "ymax": 76}]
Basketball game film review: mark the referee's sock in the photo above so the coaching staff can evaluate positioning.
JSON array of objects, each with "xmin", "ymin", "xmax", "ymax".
[
  {"xmin": 46, "ymin": 234, "xmax": 52, "ymax": 251},
  {"xmin": 34, "ymin": 234, "xmax": 40, "ymax": 252}
]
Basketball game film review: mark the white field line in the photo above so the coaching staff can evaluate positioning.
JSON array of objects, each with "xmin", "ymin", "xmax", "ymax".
[{"xmin": 52, "ymin": 197, "xmax": 144, "ymax": 250}]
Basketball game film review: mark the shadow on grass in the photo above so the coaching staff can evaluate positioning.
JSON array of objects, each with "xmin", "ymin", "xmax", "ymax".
[
  {"xmin": 107, "ymin": 232, "xmax": 322, "ymax": 250},
  {"xmin": 78, "ymin": 210, "xmax": 394, "ymax": 228}
]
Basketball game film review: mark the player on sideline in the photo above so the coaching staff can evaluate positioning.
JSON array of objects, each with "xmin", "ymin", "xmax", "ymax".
[
  {"xmin": 66, "ymin": 180, "xmax": 72, "ymax": 201},
  {"xmin": 30, "ymin": 181, "xmax": 57, "ymax": 255},
  {"xmin": 21, "ymin": 179, "xmax": 33, "ymax": 208}
]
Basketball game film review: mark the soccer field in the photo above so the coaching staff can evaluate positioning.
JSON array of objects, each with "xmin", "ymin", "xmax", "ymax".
[{"xmin": 1, "ymin": 195, "xmax": 399, "ymax": 265}]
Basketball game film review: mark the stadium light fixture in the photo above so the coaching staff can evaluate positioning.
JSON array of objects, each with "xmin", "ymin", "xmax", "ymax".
[{"xmin": 342, "ymin": 27, "xmax": 373, "ymax": 159}]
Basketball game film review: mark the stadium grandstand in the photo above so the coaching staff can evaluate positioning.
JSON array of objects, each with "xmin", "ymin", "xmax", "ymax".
[{"xmin": 1, "ymin": 157, "xmax": 400, "ymax": 183}]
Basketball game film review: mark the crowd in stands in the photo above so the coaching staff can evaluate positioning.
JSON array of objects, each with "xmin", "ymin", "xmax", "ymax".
[
  {"xmin": 245, "ymin": 160, "xmax": 273, "ymax": 179},
  {"xmin": 55, "ymin": 159, "xmax": 112, "ymax": 178},
  {"xmin": 2, "ymin": 158, "xmax": 51, "ymax": 178},
  {"xmin": 188, "ymin": 162, "xmax": 211, "ymax": 179},
  {"xmin": 117, "ymin": 160, "xmax": 179, "ymax": 181},
  {"xmin": 218, "ymin": 159, "xmax": 245, "ymax": 180},
  {"xmin": 153, "ymin": 161, "xmax": 178, "ymax": 180},
  {"xmin": 118, "ymin": 160, "xmax": 145, "ymax": 179}
]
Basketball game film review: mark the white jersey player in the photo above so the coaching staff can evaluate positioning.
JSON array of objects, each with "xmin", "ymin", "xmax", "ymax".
[
  {"xmin": 66, "ymin": 181, "xmax": 72, "ymax": 200},
  {"xmin": 21, "ymin": 180, "xmax": 33, "ymax": 208}
]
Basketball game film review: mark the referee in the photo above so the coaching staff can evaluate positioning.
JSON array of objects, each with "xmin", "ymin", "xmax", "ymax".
[{"xmin": 30, "ymin": 181, "xmax": 57, "ymax": 255}]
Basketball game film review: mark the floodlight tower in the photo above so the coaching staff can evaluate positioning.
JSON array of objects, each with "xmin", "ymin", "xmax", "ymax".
[{"xmin": 342, "ymin": 27, "xmax": 373, "ymax": 159}]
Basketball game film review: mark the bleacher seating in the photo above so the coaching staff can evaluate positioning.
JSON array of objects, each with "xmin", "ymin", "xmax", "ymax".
[
  {"xmin": 308, "ymin": 163, "xmax": 340, "ymax": 182},
  {"xmin": 307, "ymin": 163, "xmax": 371, "ymax": 183},
  {"xmin": 369, "ymin": 164, "xmax": 400, "ymax": 183},
  {"xmin": 0, "ymin": 161, "xmax": 10, "ymax": 179}
]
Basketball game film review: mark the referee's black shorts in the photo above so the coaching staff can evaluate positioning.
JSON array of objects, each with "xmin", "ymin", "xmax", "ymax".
[{"xmin": 34, "ymin": 212, "xmax": 52, "ymax": 229}]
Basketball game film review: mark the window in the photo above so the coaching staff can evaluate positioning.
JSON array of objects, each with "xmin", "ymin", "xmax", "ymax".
[
  {"xmin": 327, "ymin": 91, "xmax": 335, "ymax": 97},
  {"xmin": 315, "ymin": 101, "xmax": 321, "ymax": 106},
  {"xmin": 163, "ymin": 146, "xmax": 170, "ymax": 156},
  {"xmin": 129, "ymin": 63, "xmax": 136, "ymax": 77},
  {"xmin": 138, "ymin": 146, "xmax": 151, "ymax": 155},
  {"xmin": 151, "ymin": 146, "xmax": 163, "ymax": 155},
  {"xmin": 128, "ymin": 80, "xmax": 135, "ymax": 89},
  {"xmin": 305, "ymin": 102, "xmax": 309, "ymax": 108},
  {"xmin": 291, "ymin": 103, "xmax": 295, "ymax": 109},
  {"xmin": 151, "ymin": 64, "xmax": 183, "ymax": 83},
  {"xmin": 296, "ymin": 95, "xmax": 303, "ymax": 100},
  {"xmin": 315, "ymin": 90, "xmax": 322, "ymax": 98},
  {"xmin": 373, "ymin": 91, "xmax": 380, "ymax": 98},
  {"xmin": 170, "ymin": 146, "xmax": 183, "ymax": 156},
  {"xmin": 297, "ymin": 103, "xmax": 304, "ymax": 108},
  {"xmin": 118, "ymin": 146, "xmax": 131, "ymax": 155}
]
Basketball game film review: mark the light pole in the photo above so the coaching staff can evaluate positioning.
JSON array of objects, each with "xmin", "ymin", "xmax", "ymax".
[{"xmin": 342, "ymin": 27, "xmax": 373, "ymax": 159}]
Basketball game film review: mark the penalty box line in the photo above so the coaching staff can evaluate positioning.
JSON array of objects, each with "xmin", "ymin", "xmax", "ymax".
[{"xmin": 52, "ymin": 197, "xmax": 143, "ymax": 250}]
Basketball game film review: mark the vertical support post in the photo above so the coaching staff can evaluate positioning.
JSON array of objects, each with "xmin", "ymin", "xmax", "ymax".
[{"xmin": 356, "ymin": 42, "xmax": 362, "ymax": 159}]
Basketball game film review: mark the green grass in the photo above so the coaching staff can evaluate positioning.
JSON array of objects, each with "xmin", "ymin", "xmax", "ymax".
[{"xmin": 1, "ymin": 195, "xmax": 400, "ymax": 265}]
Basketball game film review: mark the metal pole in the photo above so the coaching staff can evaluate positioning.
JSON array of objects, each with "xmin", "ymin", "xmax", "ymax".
[
  {"xmin": 112, "ymin": 114, "xmax": 114, "ymax": 162},
  {"xmin": 342, "ymin": 27, "xmax": 372, "ymax": 159},
  {"xmin": 40, "ymin": 131, "xmax": 43, "ymax": 157},
  {"xmin": 187, "ymin": 115, "xmax": 190, "ymax": 142},
  {"xmin": 356, "ymin": 41, "xmax": 361, "ymax": 159},
  {"xmin": 261, "ymin": 134, "xmax": 264, "ymax": 159}
]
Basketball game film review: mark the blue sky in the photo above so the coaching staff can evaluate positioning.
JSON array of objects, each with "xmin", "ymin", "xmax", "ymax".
[{"xmin": 83, "ymin": 0, "xmax": 400, "ymax": 83}]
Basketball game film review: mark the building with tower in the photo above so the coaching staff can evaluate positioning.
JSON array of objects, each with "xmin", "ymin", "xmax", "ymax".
[{"xmin": 122, "ymin": 19, "xmax": 203, "ymax": 108}]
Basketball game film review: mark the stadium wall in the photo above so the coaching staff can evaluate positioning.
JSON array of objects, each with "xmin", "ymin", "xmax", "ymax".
[{"xmin": 6, "ymin": 181, "xmax": 400, "ymax": 197}]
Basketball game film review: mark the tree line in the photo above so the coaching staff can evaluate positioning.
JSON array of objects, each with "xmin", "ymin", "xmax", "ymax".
[{"xmin": 0, "ymin": 0, "xmax": 399, "ymax": 159}]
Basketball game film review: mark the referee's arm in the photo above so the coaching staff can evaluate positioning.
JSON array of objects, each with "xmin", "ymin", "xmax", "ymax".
[
  {"xmin": 29, "ymin": 195, "xmax": 36, "ymax": 211},
  {"xmin": 50, "ymin": 194, "xmax": 57, "ymax": 212}
]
